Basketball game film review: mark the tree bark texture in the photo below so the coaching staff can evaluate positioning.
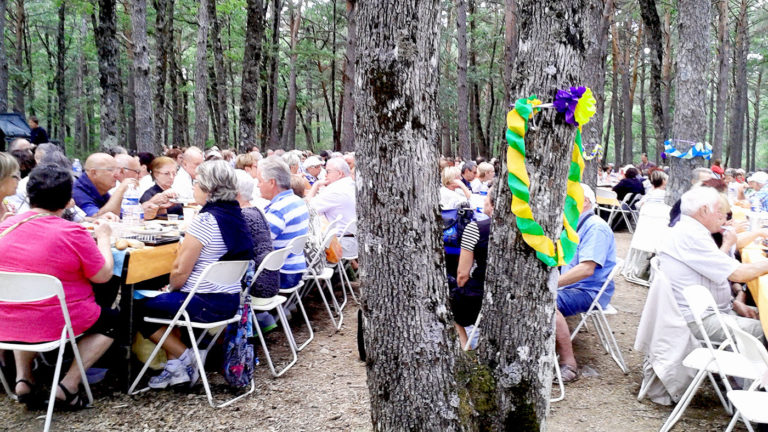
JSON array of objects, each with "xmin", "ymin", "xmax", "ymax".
[
  {"xmin": 0, "ymin": 0, "xmax": 8, "ymax": 113},
  {"xmin": 751, "ymin": 66, "xmax": 762, "ymax": 172},
  {"xmin": 355, "ymin": 1, "xmax": 463, "ymax": 430},
  {"xmin": 209, "ymin": 0, "xmax": 230, "ymax": 149},
  {"xmin": 503, "ymin": 0, "xmax": 517, "ymax": 107},
  {"xmin": 193, "ymin": 0, "xmax": 210, "ymax": 149},
  {"xmin": 610, "ymin": 21, "xmax": 622, "ymax": 166},
  {"xmin": 711, "ymin": 0, "xmax": 729, "ymax": 162},
  {"xmin": 340, "ymin": 0, "xmax": 356, "ymax": 152},
  {"xmin": 581, "ymin": 0, "xmax": 611, "ymax": 188},
  {"xmin": 468, "ymin": 0, "xmax": 485, "ymax": 158},
  {"xmin": 152, "ymin": 0, "xmax": 172, "ymax": 150},
  {"xmin": 75, "ymin": 14, "xmax": 87, "ymax": 151},
  {"xmin": 239, "ymin": 0, "xmax": 264, "ymax": 151},
  {"xmin": 638, "ymin": 0, "xmax": 668, "ymax": 165},
  {"xmin": 455, "ymin": 0, "xmax": 470, "ymax": 161},
  {"xmin": 727, "ymin": 0, "xmax": 748, "ymax": 168},
  {"xmin": 131, "ymin": 0, "xmax": 156, "ymax": 153},
  {"xmin": 268, "ymin": 0, "xmax": 282, "ymax": 149},
  {"xmin": 94, "ymin": 0, "xmax": 121, "ymax": 149},
  {"xmin": 666, "ymin": 0, "xmax": 710, "ymax": 204},
  {"xmin": 12, "ymin": 0, "xmax": 24, "ymax": 114},
  {"xmin": 621, "ymin": 22, "xmax": 633, "ymax": 166},
  {"xmin": 55, "ymin": 0, "xmax": 66, "ymax": 141},
  {"xmin": 282, "ymin": 0, "xmax": 302, "ymax": 150},
  {"xmin": 478, "ymin": 1, "xmax": 587, "ymax": 430}
]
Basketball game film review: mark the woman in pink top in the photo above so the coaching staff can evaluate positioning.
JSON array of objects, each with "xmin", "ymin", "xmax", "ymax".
[{"xmin": 0, "ymin": 165, "xmax": 115, "ymax": 409}]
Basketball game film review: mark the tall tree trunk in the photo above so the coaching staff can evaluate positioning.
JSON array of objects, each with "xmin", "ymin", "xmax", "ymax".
[
  {"xmin": 0, "ymin": 0, "xmax": 8, "ymax": 113},
  {"xmin": 666, "ymin": 0, "xmax": 710, "ymax": 204},
  {"xmin": 281, "ymin": 0, "xmax": 302, "ymax": 150},
  {"xmin": 727, "ymin": 0, "xmax": 748, "ymax": 168},
  {"xmin": 640, "ymin": 53, "xmax": 648, "ymax": 156},
  {"xmin": 621, "ymin": 22, "xmax": 634, "ymax": 166},
  {"xmin": 131, "ymin": 0, "xmax": 156, "ymax": 153},
  {"xmin": 268, "ymin": 0, "xmax": 282, "ymax": 149},
  {"xmin": 153, "ymin": 0, "xmax": 173, "ymax": 150},
  {"xmin": 582, "ymin": 0, "xmax": 612, "ymax": 188},
  {"xmin": 94, "ymin": 0, "xmax": 121, "ymax": 149},
  {"xmin": 193, "ymin": 0, "xmax": 210, "ymax": 149},
  {"xmin": 356, "ymin": 1, "xmax": 462, "ymax": 429},
  {"xmin": 75, "ymin": 14, "xmax": 87, "ymax": 151},
  {"xmin": 209, "ymin": 0, "xmax": 229, "ymax": 148},
  {"xmin": 711, "ymin": 0, "xmax": 729, "ymax": 162},
  {"xmin": 12, "ymin": 0, "xmax": 24, "ymax": 114},
  {"xmin": 502, "ymin": 0, "xmax": 517, "ymax": 107},
  {"xmin": 751, "ymin": 66, "xmax": 762, "ymax": 171},
  {"xmin": 55, "ymin": 0, "xmax": 66, "ymax": 141},
  {"xmin": 455, "ymin": 0, "xmax": 470, "ymax": 161},
  {"xmin": 239, "ymin": 0, "xmax": 265, "ymax": 151},
  {"xmin": 611, "ymin": 21, "xmax": 623, "ymax": 166},
  {"xmin": 639, "ymin": 0, "xmax": 669, "ymax": 164},
  {"xmin": 468, "ymin": 0, "xmax": 485, "ymax": 158},
  {"xmin": 22, "ymin": 11, "xmax": 31, "ymax": 113},
  {"xmin": 478, "ymin": 0, "xmax": 588, "ymax": 428},
  {"xmin": 661, "ymin": 9, "xmax": 672, "ymax": 134},
  {"xmin": 330, "ymin": 0, "xmax": 339, "ymax": 151},
  {"xmin": 340, "ymin": 0, "xmax": 356, "ymax": 152}
]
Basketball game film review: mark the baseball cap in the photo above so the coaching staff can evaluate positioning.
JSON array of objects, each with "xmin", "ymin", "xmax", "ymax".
[{"xmin": 580, "ymin": 183, "xmax": 596, "ymax": 205}]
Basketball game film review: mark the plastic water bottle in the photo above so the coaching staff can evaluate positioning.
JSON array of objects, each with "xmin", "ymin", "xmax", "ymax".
[
  {"xmin": 121, "ymin": 186, "xmax": 143, "ymax": 226},
  {"xmin": 72, "ymin": 159, "xmax": 82, "ymax": 177}
]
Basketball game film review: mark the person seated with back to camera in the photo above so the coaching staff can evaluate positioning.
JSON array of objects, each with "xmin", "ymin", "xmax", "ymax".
[
  {"xmin": 137, "ymin": 160, "xmax": 254, "ymax": 389},
  {"xmin": 555, "ymin": 183, "xmax": 617, "ymax": 382}
]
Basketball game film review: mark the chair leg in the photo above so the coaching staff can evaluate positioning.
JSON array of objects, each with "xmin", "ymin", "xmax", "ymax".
[
  {"xmin": 464, "ymin": 312, "xmax": 483, "ymax": 351},
  {"xmin": 291, "ymin": 292, "xmax": 314, "ymax": 352},
  {"xmin": 67, "ymin": 332, "xmax": 93, "ymax": 405},
  {"xmin": 551, "ymin": 360, "xmax": 565, "ymax": 403},
  {"xmin": 43, "ymin": 343, "xmax": 67, "ymax": 432},
  {"xmin": 129, "ymin": 323, "xmax": 178, "ymax": 395},
  {"xmin": 273, "ymin": 305, "xmax": 298, "ymax": 377},
  {"xmin": 185, "ymin": 323, "xmax": 215, "ymax": 407},
  {"xmin": 0, "ymin": 365, "xmax": 12, "ymax": 398},
  {"xmin": 637, "ymin": 370, "xmax": 657, "ymax": 401},
  {"xmin": 314, "ymin": 277, "xmax": 340, "ymax": 330},
  {"xmin": 660, "ymin": 368, "xmax": 708, "ymax": 432},
  {"xmin": 324, "ymin": 278, "xmax": 344, "ymax": 329},
  {"xmin": 334, "ymin": 263, "xmax": 349, "ymax": 311},
  {"xmin": 595, "ymin": 311, "xmax": 628, "ymax": 373},
  {"xmin": 340, "ymin": 260, "xmax": 359, "ymax": 305}
]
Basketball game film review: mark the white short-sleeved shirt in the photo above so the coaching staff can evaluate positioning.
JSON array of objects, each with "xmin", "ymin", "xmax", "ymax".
[
  {"xmin": 184, "ymin": 212, "xmax": 240, "ymax": 294},
  {"xmin": 309, "ymin": 176, "xmax": 356, "ymax": 234},
  {"xmin": 658, "ymin": 215, "xmax": 740, "ymax": 322},
  {"xmin": 440, "ymin": 186, "xmax": 468, "ymax": 210},
  {"xmin": 172, "ymin": 168, "xmax": 194, "ymax": 200}
]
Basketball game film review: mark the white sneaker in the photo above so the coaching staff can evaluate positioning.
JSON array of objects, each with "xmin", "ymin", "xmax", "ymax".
[
  {"xmin": 179, "ymin": 349, "xmax": 200, "ymax": 388},
  {"xmin": 148, "ymin": 361, "xmax": 190, "ymax": 389}
]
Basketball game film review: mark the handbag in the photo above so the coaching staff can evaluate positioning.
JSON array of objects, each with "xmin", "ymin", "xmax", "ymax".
[
  {"xmin": 222, "ymin": 299, "xmax": 256, "ymax": 388},
  {"xmin": 325, "ymin": 236, "xmax": 343, "ymax": 264}
]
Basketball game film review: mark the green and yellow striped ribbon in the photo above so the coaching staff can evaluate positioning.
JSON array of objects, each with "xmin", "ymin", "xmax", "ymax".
[{"xmin": 506, "ymin": 95, "xmax": 587, "ymax": 267}]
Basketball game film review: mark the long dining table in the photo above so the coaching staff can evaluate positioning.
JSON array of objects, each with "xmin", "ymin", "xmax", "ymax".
[{"xmin": 740, "ymin": 244, "xmax": 768, "ymax": 338}]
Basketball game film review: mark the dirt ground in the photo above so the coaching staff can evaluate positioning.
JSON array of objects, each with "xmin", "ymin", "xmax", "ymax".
[{"xmin": 0, "ymin": 231, "xmax": 751, "ymax": 431}]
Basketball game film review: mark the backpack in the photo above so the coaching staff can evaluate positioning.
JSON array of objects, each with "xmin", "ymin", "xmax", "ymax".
[
  {"xmin": 222, "ymin": 299, "xmax": 257, "ymax": 388},
  {"xmin": 442, "ymin": 207, "xmax": 476, "ymax": 256}
]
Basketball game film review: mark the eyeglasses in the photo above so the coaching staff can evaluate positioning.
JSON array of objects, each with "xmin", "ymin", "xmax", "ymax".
[
  {"xmin": 93, "ymin": 167, "xmax": 117, "ymax": 172},
  {"xmin": 10, "ymin": 173, "xmax": 20, "ymax": 180},
  {"xmin": 154, "ymin": 170, "xmax": 176, "ymax": 177},
  {"xmin": 192, "ymin": 179, "xmax": 199, "ymax": 186},
  {"xmin": 121, "ymin": 167, "xmax": 141, "ymax": 174}
]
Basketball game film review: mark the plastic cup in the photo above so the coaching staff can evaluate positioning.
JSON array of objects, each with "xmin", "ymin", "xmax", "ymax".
[
  {"xmin": 183, "ymin": 207, "xmax": 196, "ymax": 222},
  {"xmin": 167, "ymin": 214, "xmax": 179, "ymax": 223}
]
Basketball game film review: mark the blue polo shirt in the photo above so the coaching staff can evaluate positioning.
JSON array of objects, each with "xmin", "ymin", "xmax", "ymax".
[
  {"xmin": 73, "ymin": 174, "xmax": 110, "ymax": 217},
  {"xmin": 560, "ymin": 210, "xmax": 617, "ymax": 309}
]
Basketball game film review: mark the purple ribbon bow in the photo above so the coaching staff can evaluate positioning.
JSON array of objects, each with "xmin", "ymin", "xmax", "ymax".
[{"xmin": 553, "ymin": 86, "xmax": 586, "ymax": 126}]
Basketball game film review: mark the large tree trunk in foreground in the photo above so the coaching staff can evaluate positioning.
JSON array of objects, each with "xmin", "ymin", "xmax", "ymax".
[
  {"xmin": 94, "ymin": 0, "xmax": 121, "ymax": 149},
  {"xmin": 475, "ymin": 0, "xmax": 587, "ymax": 429},
  {"xmin": 356, "ymin": 1, "xmax": 462, "ymax": 430},
  {"xmin": 239, "ymin": 0, "xmax": 264, "ymax": 151},
  {"xmin": 131, "ymin": 0, "xmax": 156, "ymax": 153},
  {"xmin": 666, "ymin": 0, "xmax": 710, "ymax": 204}
]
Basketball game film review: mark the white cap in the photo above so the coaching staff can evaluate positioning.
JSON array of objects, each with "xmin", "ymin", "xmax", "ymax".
[
  {"xmin": 580, "ymin": 183, "xmax": 596, "ymax": 205},
  {"xmin": 303, "ymin": 156, "xmax": 324, "ymax": 169},
  {"xmin": 748, "ymin": 171, "xmax": 768, "ymax": 185}
]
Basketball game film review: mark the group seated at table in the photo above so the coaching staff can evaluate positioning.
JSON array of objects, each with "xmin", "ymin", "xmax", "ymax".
[
  {"xmin": 0, "ymin": 165, "xmax": 117, "ymax": 409},
  {"xmin": 139, "ymin": 156, "xmax": 183, "ymax": 220},
  {"xmin": 136, "ymin": 160, "xmax": 255, "ymax": 389}
]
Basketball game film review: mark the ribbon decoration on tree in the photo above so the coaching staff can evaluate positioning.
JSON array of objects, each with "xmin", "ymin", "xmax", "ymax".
[
  {"xmin": 506, "ymin": 86, "xmax": 596, "ymax": 267},
  {"xmin": 664, "ymin": 139, "xmax": 712, "ymax": 160},
  {"xmin": 581, "ymin": 144, "xmax": 604, "ymax": 161}
]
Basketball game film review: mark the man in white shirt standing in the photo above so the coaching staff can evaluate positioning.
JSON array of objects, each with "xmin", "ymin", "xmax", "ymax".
[
  {"xmin": 307, "ymin": 157, "xmax": 357, "ymax": 256},
  {"xmin": 172, "ymin": 147, "xmax": 204, "ymax": 200}
]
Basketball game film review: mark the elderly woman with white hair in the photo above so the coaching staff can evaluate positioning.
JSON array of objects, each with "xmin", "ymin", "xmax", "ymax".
[
  {"xmin": 138, "ymin": 160, "xmax": 254, "ymax": 389},
  {"xmin": 283, "ymin": 150, "xmax": 311, "ymax": 196},
  {"xmin": 440, "ymin": 166, "xmax": 471, "ymax": 209}
]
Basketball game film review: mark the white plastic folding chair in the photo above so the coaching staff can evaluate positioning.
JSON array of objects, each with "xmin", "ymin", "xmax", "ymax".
[
  {"xmin": 249, "ymin": 247, "xmax": 299, "ymax": 377},
  {"xmin": 622, "ymin": 202, "xmax": 671, "ymax": 287},
  {"xmin": 568, "ymin": 259, "xmax": 628, "ymax": 373},
  {"xmin": 303, "ymin": 228, "xmax": 345, "ymax": 330},
  {"xmin": 659, "ymin": 285, "xmax": 761, "ymax": 432},
  {"xmin": 0, "ymin": 272, "xmax": 93, "ymax": 432},
  {"xmin": 335, "ymin": 218, "xmax": 359, "ymax": 305},
  {"xmin": 723, "ymin": 319, "xmax": 768, "ymax": 432},
  {"xmin": 129, "ymin": 260, "xmax": 250, "ymax": 408},
  {"xmin": 596, "ymin": 188, "xmax": 633, "ymax": 233},
  {"xmin": 277, "ymin": 234, "xmax": 314, "ymax": 352}
]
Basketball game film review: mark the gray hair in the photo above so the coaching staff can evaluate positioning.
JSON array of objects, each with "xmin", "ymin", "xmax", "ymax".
[
  {"xmin": 282, "ymin": 151, "xmax": 301, "ymax": 168},
  {"xmin": 258, "ymin": 156, "xmax": 292, "ymax": 190},
  {"xmin": 691, "ymin": 167, "xmax": 714, "ymax": 184},
  {"xmin": 234, "ymin": 169, "xmax": 254, "ymax": 202},
  {"xmin": 326, "ymin": 157, "xmax": 350, "ymax": 176},
  {"xmin": 195, "ymin": 160, "xmax": 238, "ymax": 202},
  {"xmin": 40, "ymin": 151, "xmax": 72, "ymax": 171},
  {"xmin": 680, "ymin": 187, "xmax": 720, "ymax": 216},
  {"xmin": 34, "ymin": 143, "xmax": 61, "ymax": 161},
  {"xmin": 0, "ymin": 152, "xmax": 19, "ymax": 180}
]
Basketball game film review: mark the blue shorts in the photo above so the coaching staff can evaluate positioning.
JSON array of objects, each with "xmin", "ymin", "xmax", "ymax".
[{"xmin": 557, "ymin": 288, "xmax": 596, "ymax": 317}]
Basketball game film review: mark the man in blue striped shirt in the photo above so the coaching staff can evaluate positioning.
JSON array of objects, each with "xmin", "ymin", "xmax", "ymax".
[{"xmin": 257, "ymin": 156, "xmax": 310, "ymax": 289}]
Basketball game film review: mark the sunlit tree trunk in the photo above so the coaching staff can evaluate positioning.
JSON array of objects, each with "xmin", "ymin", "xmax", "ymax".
[
  {"xmin": 131, "ymin": 0, "xmax": 156, "ymax": 152},
  {"xmin": 193, "ymin": 0, "xmax": 210, "ymax": 149},
  {"xmin": 239, "ymin": 0, "xmax": 264, "ymax": 151}
]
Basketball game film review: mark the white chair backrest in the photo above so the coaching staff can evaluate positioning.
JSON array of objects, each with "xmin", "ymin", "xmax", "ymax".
[
  {"xmin": 595, "ymin": 258, "xmax": 624, "ymax": 302},
  {"xmin": 197, "ymin": 260, "xmax": 250, "ymax": 288},
  {"xmin": 596, "ymin": 188, "xmax": 617, "ymax": 199},
  {"xmin": 323, "ymin": 216, "xmax": 343, "ymax": 237},
  {"xmin": 288, "ymin": 234, "xmax": 310, "ymax": 255},
  {"xmin": 338, "ymin": 219, "xmax": 357, "ymax": 237},
  {"xmin": 682, "ymin": 284, "xmax": 734, "ymax": 349},
  {"xmin": 0, "ymin": 271, "xmax": 75, "ymax": 339},
  {"xmin": 724, "ymin": 317, "xmax": 768, "ymax": 382},
  {"xmin": 257, "ymin": 248, "xmax": 292, "ymax": 273}
]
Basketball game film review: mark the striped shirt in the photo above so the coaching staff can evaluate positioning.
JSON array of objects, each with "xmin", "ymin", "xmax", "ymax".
[
  {"xmin": 460, "ymin": 221, "xmax": 481, "ymax": 252},
  {"xmin": 183, "ymin": 212, "xmax": 241, "ymax": 294},
  {"xmin": 264, "ymin": 190, "xmax": 309, "ymax": 273}
]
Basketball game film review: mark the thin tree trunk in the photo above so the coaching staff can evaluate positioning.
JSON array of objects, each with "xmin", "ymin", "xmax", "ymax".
[
  {"xmin": 153, "ymin": 0, "xmax": 173, "ymax": 150},
  {"xmin": 468, "ymin": 0, "xmax": 485, "ymax": 159},
  {"xmin": 55, "ymin": 1, "xmax": 66, "ymax": 141},
  {"xmin": 503, "ymin": 0, "xmax": 517, "ymax": 107},
  {"xmin": 0, "ymin": 0, "xmax": 8, "ymax": 113},
  {"xmin": 268, "ymin": 0, "xmax": 282, "ymax": 149},
  {"xmin": 12, "ymin": 0, "xmax": 24, "ymax": 114},
  {"xmin": 340, "ymin": 0, "xmax": 355, "ymax": 152},
  {"xmin": 640, "ymin": 53, "xmax": 648, "ymax": 156},
  {"xmin": 666, "ymin": 0, "xmax": 710, "ymax": 204},
  {"xmin": 478, "ymin": 1, "xmax": 588, "ymax": 428},
  {"xmin": 621, "ymin": 22, "xmax": 634, "ymax": 165},
  {"xmin": 712, "ymin": 0, "xmax": 729, "ymax": 162},
  {"xmin": 131, "ymin": 0, "xmax": 156, "ymax": 153},
  {"xmin": 611, "ymin": 21, "xmax": 623, "ymax": 166},
  {"xmin": 330, "ymin": 0, "xmax": 339, "ymax": 150},
  {"xmin": 638, "ymin": 0, "xmax": 668, "ymax": 165},
  {"xmin": 727, "ymin": 0, "xmax": 748, "ymax": 168},
  {"xmin": 281, "ymin": 0, "xmax": 302, "ymax": 150},
  {"xmin": 94, "ymin": 0, "xmax": 121, "ymax": 149},
  {"xmin": 355, "ymin": 1, "xmax": 462, "ymax": 429},
  {"xmin": 75, "ymin": 14, "xmax": 87, "ymax": 152},
  {"xmin": 661, "ymin": 9, "xmax": 672, "ymax": 133},
  {"xmin": 239, "ymin": 0, "xmax": 265, "ymax": 151},
  {"xmin": 193, "ymin": 0, "xmax": 210, "ymax": 149},
  {"xmin": 751, "ymin": 66, "xmax": 762, "ymax": 171},
  {"xmin": 209, "ymin": 0, "xmax": 229, "ymax": 148},
  {"xmin": 455, "ymin": 0, "xmax": 470, "ymax": 161}
]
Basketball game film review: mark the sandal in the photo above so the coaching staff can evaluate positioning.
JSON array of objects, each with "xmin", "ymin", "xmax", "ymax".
[
  {"xmin": 15, "ymin": 379, "xmax": 41, "ymax": 408},
  {"xmin": 559, "ymin": 364, "xmax": 580, "ymax": 383},
  {"xmin": 55, "ymin": 383, "xmax": 89, "ymax": 411}
]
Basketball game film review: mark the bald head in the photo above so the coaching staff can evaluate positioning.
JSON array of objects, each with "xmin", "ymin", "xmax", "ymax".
[
  {"xmin": 115, "ymin": 154, "xmax": 141, "ymax": 181},
  {"xmin": 85, "ymin": 153, "xmax": 115, "ymax": 170},
  {"xmin": 84, "ymin": 153, "xmax": 119, "ymax": 194},
  {"xmin": 181, "ymin": 147, "xmax": 204, "ymax": 178}
]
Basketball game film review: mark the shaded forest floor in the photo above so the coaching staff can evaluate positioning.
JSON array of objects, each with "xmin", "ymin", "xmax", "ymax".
[{"xmin": 0, "ymin": 232, "xmax": 749, "ymax": 431}]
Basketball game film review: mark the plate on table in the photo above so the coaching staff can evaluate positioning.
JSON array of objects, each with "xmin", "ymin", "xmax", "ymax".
[
  {"xmin": 129, "ymin": 224, "xmax": 172, "ymax": 236},
  {"xmin": 169, "ymin": 198, "xmax": 195, "ymax": 205}
]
